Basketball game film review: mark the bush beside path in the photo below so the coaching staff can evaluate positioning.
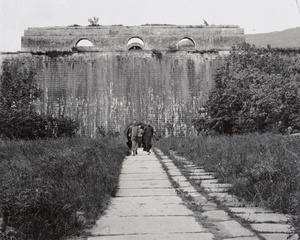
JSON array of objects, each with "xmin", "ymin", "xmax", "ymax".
[
  {"xmin": 0, "ymin": 137, "xmax": 127, "ymax": 240},
  {"xmin": 157, "ymin": 134, "xmax": 300, "ymax": 237}
]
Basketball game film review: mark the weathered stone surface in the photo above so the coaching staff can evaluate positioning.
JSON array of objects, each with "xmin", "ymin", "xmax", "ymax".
[
  {"xmin": 202, "ymin": 210, "xmax": 231, "ymax": 221},
  {"xmin": 177, "ymin": 181, "xmax": 193, "ymax": 188},
  {"xmin": 116, "ymin": 188, "xmax": 177, "ymax": 197},
  {"xmin": 222, "ymin": 237, "xmax": 261, "ymax": 240},
  {"xmin": 103, "ymin": 200, "xmax": 194, "ymax": 217},
  {"xmin": 235, "ymin": 213, "xmax": 289, "ymax": 223},
  {"xmin": 110, "ymin": 196, "xmax": 183, "ymax": 205},
  {"xmin": 180, "ymin": 186, "xmax": 198, "ymax": 193},
  {"xmin": 119, "ymin": 173, "xmax": 169, "ymax": 181},
  {"xmin": 90, "ymin": 216, "xmax": 207, "ymax": 235},
  {"xmin": 261, "ymin": 233, "xmax": 298, "ymax": 240},
  {"xmin": 87, "ymin": 232, "xmax": 215, "ymax": 240},
  {"xmin": 22, "ymin": 25, "xmax": 244, "ymax": 52},
  {"xmin": 118, "ymin": 179, "xmax": 172, "ymax": 189},
  {"xmin": 214, "ymin": 220, "xmax": 254, "ymax": 237},
  {"xmin": 189, "ymin": 175, "xmax": 215, "ymax": 180},
  {"xmin": 250, "ymin": 223, "xmax": 290, "ymax": 233},
  {"xmin": 229, "ymin": 207, "xmax": 273, "ymax": 214}
]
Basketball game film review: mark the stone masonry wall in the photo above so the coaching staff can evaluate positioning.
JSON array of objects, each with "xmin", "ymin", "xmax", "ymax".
[
  {"xmin": 0, "ymin": 51, "xmax": 227, "ymax": 137},
  {"xmin": 21, "ymin": 25, "xmax": 244, "ymax": 52}
]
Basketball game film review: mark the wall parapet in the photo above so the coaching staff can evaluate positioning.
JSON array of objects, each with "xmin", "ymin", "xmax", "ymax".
[{"xmin": 21, "ymin": 25, "xmax": 245, "ymax": 52}]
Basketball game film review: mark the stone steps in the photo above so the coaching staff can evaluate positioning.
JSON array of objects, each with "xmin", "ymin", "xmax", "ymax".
[{"xmin": 165, "ymin": 149, "xmax": 298, "ymax": 240}]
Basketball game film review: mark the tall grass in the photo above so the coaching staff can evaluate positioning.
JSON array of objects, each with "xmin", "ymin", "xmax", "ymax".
[
  {"xmin": 157, "ymin": 133, "xmax": 300, "ymax": 235},
  {"xmin": 0, "ymin": 137, "xmax": 127, "ymax": 240}
]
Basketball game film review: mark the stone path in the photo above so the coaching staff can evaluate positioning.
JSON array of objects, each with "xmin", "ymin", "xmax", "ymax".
[{"xmin": 87, "ymin": 148, "xmax": 299, "ymax": 240}]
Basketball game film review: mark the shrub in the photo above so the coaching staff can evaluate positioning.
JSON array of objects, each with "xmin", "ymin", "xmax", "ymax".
[
  {"xmin": 0, "ymin": 59, "xmax": 79, "ymax": 140},
  {"xmin": 194, "ymin": 43, "xmax": 300, "ymax": 135},
  {"xmin": 0, "ymin": 137, "xmax": 127, "ymax": 239}
]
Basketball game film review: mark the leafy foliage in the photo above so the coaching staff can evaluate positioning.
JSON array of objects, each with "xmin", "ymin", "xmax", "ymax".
[
  {"xmin": 88, "ymin": 16, "xmax": 99, "ymax": 26},
  {"xmin": 0, "ymin": 60, "xmax": 79, "ymax": 139},
  {"xmin": 195, "ymin": 43, "xmax": 300, "ymax": 134}
]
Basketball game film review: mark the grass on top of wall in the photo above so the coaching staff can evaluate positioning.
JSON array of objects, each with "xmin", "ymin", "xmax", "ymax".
[
  {"xmin": 0, "ymin": 137, "xmax": 127, "ymax": 240},
  {"xmin": 157, "ymin": 133, "xmax": 300, "ymax": 236}
]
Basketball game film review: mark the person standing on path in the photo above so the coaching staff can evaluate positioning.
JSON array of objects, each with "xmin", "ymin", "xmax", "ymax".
[
  {"xmin": 129, "ymin": 119, "xmax": 139, "ymax": 156},
  {"xmin": 143, "ymin": 120, "xmax": 154, "ymax": 154}
]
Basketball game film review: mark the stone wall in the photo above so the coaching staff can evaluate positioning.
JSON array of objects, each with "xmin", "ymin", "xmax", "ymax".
[
  {"xmin": 0, "ymin": 25, "xmax": 245, "ymax": 137},
  {"xmin": 21, "ymin": 25, "xmax": 244, "ymax": 52},
  {"xmin": 0, "ymin": 50, "xmax": 228, "ymax": 137}
]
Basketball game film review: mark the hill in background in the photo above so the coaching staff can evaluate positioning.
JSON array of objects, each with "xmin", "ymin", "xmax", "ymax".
[{"xmin": 245, "ymin": 27, "xmax": 300, "ymax": 48}]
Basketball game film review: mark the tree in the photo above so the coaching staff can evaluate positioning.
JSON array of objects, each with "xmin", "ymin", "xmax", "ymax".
[
  {"xmin": 194, "ymin": 43, "xmax": 300, "ymax": 134},
  {"xmin": 0, "ymin": 60, "xmax": 79, "ymax": 139},
  {"xmin": 0, "ymin": 60, "xmax": 42, "ymax": 113},
  {"xmin": 88, "ymin": 16, "xmax": 99, "ymax": 26}
]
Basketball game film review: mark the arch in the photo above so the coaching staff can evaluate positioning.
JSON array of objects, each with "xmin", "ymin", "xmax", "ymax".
[
  {"xmin": 177, "ymin": 37, "xmax": 195, "ymax": 50},
  {"xmin": 75, "ymin": 38, "xmax": 94, "ymax": 47},
  {"xmin": 127, "ymin": 37, "xmax": 145, "ymax": 50}
]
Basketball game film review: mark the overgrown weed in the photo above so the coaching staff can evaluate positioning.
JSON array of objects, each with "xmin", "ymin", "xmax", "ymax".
[
  {"xmin": 157, "ymin": 133, "xmax": 300, "ymax": 235},
  {"xmin": 0, "ymin": 137, "xmax": 127, "ymax": 239}
]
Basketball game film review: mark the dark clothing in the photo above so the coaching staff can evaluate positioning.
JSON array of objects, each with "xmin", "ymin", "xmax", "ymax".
[
  {"xmin": 145, "ymin": 137, "xmax": 152, "ymax": 152},
  {"xmin": 143, "ymin": 125, "xmax": 154, "ymax": 152},
  {"xmin": 144, "ymin": 125, "xmax": 154, "ymax": 139}
]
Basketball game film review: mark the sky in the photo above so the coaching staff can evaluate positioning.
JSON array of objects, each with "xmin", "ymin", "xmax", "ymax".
[{"xmin": 0, "ymin": 0, "xmax": 300, "ymax": 52}]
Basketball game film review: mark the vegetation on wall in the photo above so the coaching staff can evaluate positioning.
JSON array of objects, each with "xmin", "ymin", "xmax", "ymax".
[
  {"xmin": 193, "ymin": 43, "xmax": 300, "ymax": 135},
  {"xmin": 0, "ymin": 60, "xmax": 78, "ymax": 139},
  {"xmin": 88, "ymin": 16, "xmax": 99, "ymax": 26}
]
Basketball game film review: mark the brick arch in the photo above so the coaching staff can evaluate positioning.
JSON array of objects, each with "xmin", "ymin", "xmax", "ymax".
[
  {"xmin": 127, "ymin": 37, "xmax": 145, "ymax": 50},
  {"xmin": 177, "ymin": 37, "xmax": 196, "ymax": 50}
]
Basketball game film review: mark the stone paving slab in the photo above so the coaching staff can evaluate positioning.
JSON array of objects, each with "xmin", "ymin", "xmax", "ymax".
[
  {"xmin": 235, "ymin": 213, "xmax": 289, "ymax": 223},
  {"xmin": 222, "ymin": 237, "xmax": 261, "ymax": 240},
  {"xmin": 110, "ymin": 196, "xmax": 183, "ymax": 205},
  {"xmin": 177, "ymin": 181, "xmax": 194, "ymax": 188},
  {"xmin": 201, "ymin": 183, "xmax": 232, "ymax": 188},
  {"xmin": 119, "ymin": 173, "xmax": 169, "ymax": 181},
  {"xmin": 189, "ymin": 175, "xmax": 215, "ymax": 180},
  {"xmin": 214, "ymin": 220, "xmax": 255, "ymax": 237},
  {"xmin": 119, "ymin": 179, "xmax": 172, "ymax": 189},
  {"xmin": 201, "ymin": 179, "xmax": 219, "ymax": 184},
  {"xmin": 90, "ymin": 216, "xmax": 208, "ymax": 235},
  {"xmin": 202, "ymin": 210, "xmax": 231, "ymax": 221},
  {"xmin": 180, "ymin": 186, "xmax": 198, "ymax": 193},
  {"xmin": 250, "ymin": 223, "xmax": 290, "ymax": 233},
  {"xmin": 116, "ymin": 188, "xmax": 177, "ymax": 197},
  {"xmin": 87, "ymin": 232, "xmax": 215, "ymax": 240},
  {"xmin": 229, "ymin": 207, "xmax": 274, "ymax": 214},
  {"xmin": 103, "ymin": 200, "xmax": 194, "ymax": 217},
  {"xmin": 261, "ymin": 233, "xmax": 298, "ymax": 240}
]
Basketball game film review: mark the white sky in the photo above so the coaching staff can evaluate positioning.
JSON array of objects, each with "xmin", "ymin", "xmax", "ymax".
[{"xmin": 1, "ymin": 0, "xmax": 300, "ymax": 52}]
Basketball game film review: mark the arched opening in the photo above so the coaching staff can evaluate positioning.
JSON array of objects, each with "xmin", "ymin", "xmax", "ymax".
[
  {"xmin": 75, "ymin": 39, "xmax": 94, "ymax": 47},
  {"xmin": 177, "ymin": 37, "xmax": 195, "ymax": 50},
  {"xmin": 127, "ymin": 37, "xmax": 145, "ymax": 51},
  {"xmin": 75, "ymin": 38, "xmax": 94, "ymax": 47}
]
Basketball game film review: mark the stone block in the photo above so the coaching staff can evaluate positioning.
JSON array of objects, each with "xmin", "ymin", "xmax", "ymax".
[
  {"xmin": 89, "ymin": 216, "xmax": 207, "ymax": 235},
  {"xmin": 250, "ymin": 223, "xmax": 290, "ymax": 233},
  {"xmin": 261, "ymin": 233, "xmax": 298, "ymax": 240},
  {"xmin": 202, "ymin": 210, "xmax": 231, "ymax": 221},
  {"xmin": 116, "ymin": 188, "xmax": 177, "ymax": 197},
  {"xmin": 235, "ymin": 213, "xmax": 289, "ymax": 223},
  {"xmin": 214, "ymin": 220, "xmax": 254, "ymax": 237},
  {"xmin": 87, "ymin": 232, "xmax": 215, "ymax": 240}
]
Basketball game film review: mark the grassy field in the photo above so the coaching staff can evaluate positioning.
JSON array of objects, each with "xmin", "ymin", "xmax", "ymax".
[
  {"xmin": 0, "ymin": 137, "xmax": 127, "ymax": 240},
  {"xmin": 157, "ymin": 133, "xmax": 300, "ymax": 235}
]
